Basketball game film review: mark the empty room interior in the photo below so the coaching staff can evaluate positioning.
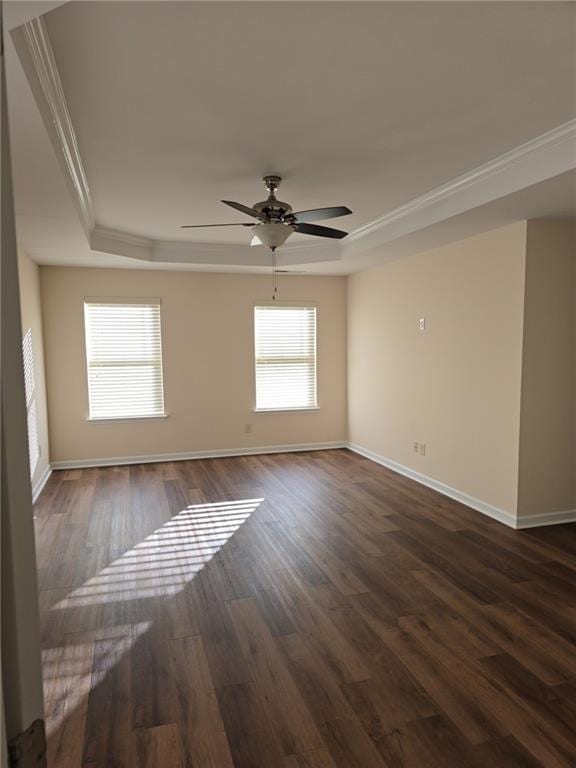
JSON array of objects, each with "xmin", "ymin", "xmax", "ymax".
[{"xmin": 2, "ymin": 1, "xmax": 576, "ymax": 766}]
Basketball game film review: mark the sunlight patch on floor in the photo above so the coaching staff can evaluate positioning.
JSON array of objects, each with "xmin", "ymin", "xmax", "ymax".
[
  {"xmin": 43, "ymin": 622, "xmax": 150, "ymax": 736},
  {"xmin": 52, "ymin": 498, "xmax": 263, "ymax": 606}
]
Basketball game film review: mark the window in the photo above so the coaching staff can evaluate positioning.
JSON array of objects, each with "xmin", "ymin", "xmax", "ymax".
[
  {"xmin": 84, "ymin": 300, "xmax": 165, "ymax": 420},
  {"xmin": 22, "ymin": 328, "xmax": 40, "ymax": 477},
  {"xmin": 254, "ymin": 304, "xmax": 317, "ymax": 411}
]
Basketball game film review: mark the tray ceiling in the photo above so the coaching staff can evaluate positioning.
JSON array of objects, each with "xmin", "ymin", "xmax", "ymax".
[{"xmin": 7, "ymin": 1, "xmax": 576, "ymax": 273}]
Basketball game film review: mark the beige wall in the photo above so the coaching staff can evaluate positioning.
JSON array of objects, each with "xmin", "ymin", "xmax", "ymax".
[
  {"xmin": 517, "ymin": 220, "xmax": 576, "ymax": 520},
  {"xmin": 347, "ymin": 223, "xmax": 527, "ymax": 519},
  {"xmin": 34, "ymin": 221, "xmax": 576, "ymax": 523},
  {"xmin": 40, "ymin": 268, "xmax": 347, "ymax": 463},
  {"xmin": 18, "ymin": 250, "xmax": 51, "ymax": 490}
]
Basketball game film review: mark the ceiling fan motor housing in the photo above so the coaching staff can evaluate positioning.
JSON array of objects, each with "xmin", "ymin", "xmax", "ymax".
[
  {"xmin": 253, "ymin": 199, "xmax": 293, "ymax": 218},
  {"xmin": 253, "ymin": 175, "xmax": 292, "ymax": 220}
]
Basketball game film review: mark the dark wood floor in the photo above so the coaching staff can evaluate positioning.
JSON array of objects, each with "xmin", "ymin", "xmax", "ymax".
[{"xmin": 34, "ymin": 449, "xmax": 576, "ymax": 768}]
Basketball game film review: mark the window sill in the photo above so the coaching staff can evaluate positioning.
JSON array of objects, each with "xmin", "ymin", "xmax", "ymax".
[
  {"xmin": 253, "ymin": 406, "xmax": 320, "ymax": 413},
  {"xmin": 87, "ymin": 413, "xmax": 169, "ymax": 423}
]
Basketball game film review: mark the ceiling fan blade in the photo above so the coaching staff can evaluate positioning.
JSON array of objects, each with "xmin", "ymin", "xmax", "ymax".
[
  {"xmin": 294, "ymin": 222, "xmax": 348, "ymax": 239},
  {"xmin": 289, "ymin": 206, "xmax": 352, "ymax": 224},
  {"xmin": 250, "ymin": 235, "xmax": 263, "ymax": 246},
  {"xmin": 181, "ymin": 223, "xmax": 252, "ymax": 228},
  {"xmin": 221, "ymin": 200, "xmax": 263, "ymax": 219}
]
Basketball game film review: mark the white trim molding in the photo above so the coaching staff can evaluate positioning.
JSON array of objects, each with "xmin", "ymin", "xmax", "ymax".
[
  {"xmin": 347, "ymin": 442, "xmax": 518, "ymax": 529},
  {"xmin": 31, "ymin": 464, "xmax": 52, "ymax": 504},
  {"xmin": 348, "ymin": 442, "xmax": 576, "ymax": 530},
  {"xmin": 89, "ymin": 227, "xmax": 152, "ymax": 262},
  {"xmin": 11, "ymin": 16, "xmax": 576, "ymax": 270},
  {"xmin": 516, "ymin": 509, "xmax": 576, "ymax": 530},
  {"xmin": 51, "ymin": 115, "xmax": 576, "ymax": 266},
  {"xmin": 33, "ymin": 444, "xmax": 576, "ymax": 530},
  {"xmin": 13, "ymin": 17, "xmax": 95, "ymax": 235},
  {"xmin": 89, "ymin": 227, "xmax": 341, "ymax": 267},
  {"xmin": 343, "ymin": 119, "xmax": 576, "ymax": 257},
  {"xmin": 50, "ymin": 441, "xmax": 347, "ymax": 470}
]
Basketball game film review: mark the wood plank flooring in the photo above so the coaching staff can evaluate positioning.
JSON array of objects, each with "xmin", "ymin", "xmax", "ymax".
[{"xmin": 33, "ymin": 449, "xmax": 576, "ymax": 767}]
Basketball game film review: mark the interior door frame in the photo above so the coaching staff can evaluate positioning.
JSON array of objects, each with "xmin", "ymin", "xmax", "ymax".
[{"xmin": 1, "ymin": 0, "xmax": 46, "ymax": 762}]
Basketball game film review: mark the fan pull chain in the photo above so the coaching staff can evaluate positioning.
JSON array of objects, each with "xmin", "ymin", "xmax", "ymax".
[{"xmin": 271, "ymin": 248, "xmax": 278, "ymax": 301}]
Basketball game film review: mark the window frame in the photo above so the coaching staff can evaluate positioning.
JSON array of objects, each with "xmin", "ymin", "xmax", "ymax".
[
  {"xmin": 83, "ymin": 297, "xmax": 167, "ymax": 422},
  {"xmin": 253, "ymin": 301, "xmax": 319, "ymax": 413}
]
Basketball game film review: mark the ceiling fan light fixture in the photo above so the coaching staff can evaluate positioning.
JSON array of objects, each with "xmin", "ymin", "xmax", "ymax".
[
  {"xmin": 251, "ymin": 221, "xmax": 294, "ymax": 249},
  {"xmin": 181, "ymin": 177, "xmax": 352, "ymax": 246}
]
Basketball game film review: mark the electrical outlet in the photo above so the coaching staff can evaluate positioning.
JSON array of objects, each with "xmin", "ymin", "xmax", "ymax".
[
  {"xmin": 413, "ymin": 442, "xmax": 419, "ymax": 453},
  {"xmin": 419, "ymin": 317, "xmax": 426, "ymax": 331},
  {"xmin": 245, "ymin": 423, "xmax": 252, "ymax": 434},
  {"xmin": 419, "ymin": 443, "xmax": 426, "ymax": 456}
]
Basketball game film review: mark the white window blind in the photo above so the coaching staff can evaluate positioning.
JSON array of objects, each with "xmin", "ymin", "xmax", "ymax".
[
  {"xmin": 84, "ymin": 301, "xmax": 165, "ymax": 420},
  {"xmin": 22, "ymin": 328, "xmax": 40, "ymax": 477},
  {"xmin": 255, "ymin": 305, "xmax": 317, "ymax": 410}
]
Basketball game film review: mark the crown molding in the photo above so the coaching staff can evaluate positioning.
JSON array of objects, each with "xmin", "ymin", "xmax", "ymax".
[
  {"xmin": 154, "ymin": 238, "xmax": 339, "ymax": 266},
  {"xmin": 343, "ymin": 119, "xmax": 576, "ymax": 257},
  {"xmin": 12, "ymin": 15, "xmax": 576, "ymax": 269},
  {"xmin": 89, "ymin": 227, "xmax": 153, "ymax": 261},
  {"xmin": 13, "ymin": 17, "xmax": 95, "ymax": 236},
  {"xmin": 11, "ymin": 17, "xmax": 341, "ymax": 268},
  {"xmin": 90, "ymin": 226, "xmax": 340, "ymax": 266}
]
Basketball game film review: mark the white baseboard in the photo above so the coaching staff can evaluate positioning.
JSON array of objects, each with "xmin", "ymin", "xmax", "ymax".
[
  {"xmin": 346, "ymin": 441, "xmax": 518, "ymax": 529},
  {"xmin": 51, "ymin": 441, "xmax": 347, "ymax": 470},
  {"xmin": 515, "ymin": 509, "xmax": 576, "ymax": 529},
  {"xmin": 32, "ymin": 464, "xmax": 53, "ymax": 503},
  {"xmin": 40, "ymin": 441, "xmax": 576, "ymax": 531}
]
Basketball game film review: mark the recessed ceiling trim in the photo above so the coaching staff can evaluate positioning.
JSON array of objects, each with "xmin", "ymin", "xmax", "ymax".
[
  {"xmin": 90, "ymin": 225, "xmax": 340, "ymax": 267},
  {"xmin": 13, "ymin": 16, "xmax": 94, "ymax": 235},
  {"xmin": 89, "ymin": 227, "xmax": 153, "ymax": 261},
  {"xmin": 12, "ymin": 16, "xmax": 342, "ymax": 268},
  {"xmin": 12, "ymin": 14, "xmax": 576, "ymax": 270},
  {"xmin": 343, "ymin": 117, "xmax": 576, "ymax": 257}
]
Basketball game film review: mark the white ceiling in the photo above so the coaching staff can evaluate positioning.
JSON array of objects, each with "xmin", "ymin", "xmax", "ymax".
[{"xmin": 6, "ymin": 1, "xmax": 576, "ymax": 274}]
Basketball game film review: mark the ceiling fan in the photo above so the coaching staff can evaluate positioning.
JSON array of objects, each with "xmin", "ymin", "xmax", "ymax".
[{"xmin": 181, "ymin": 175, "xmax": 352, "ymax": 251}]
